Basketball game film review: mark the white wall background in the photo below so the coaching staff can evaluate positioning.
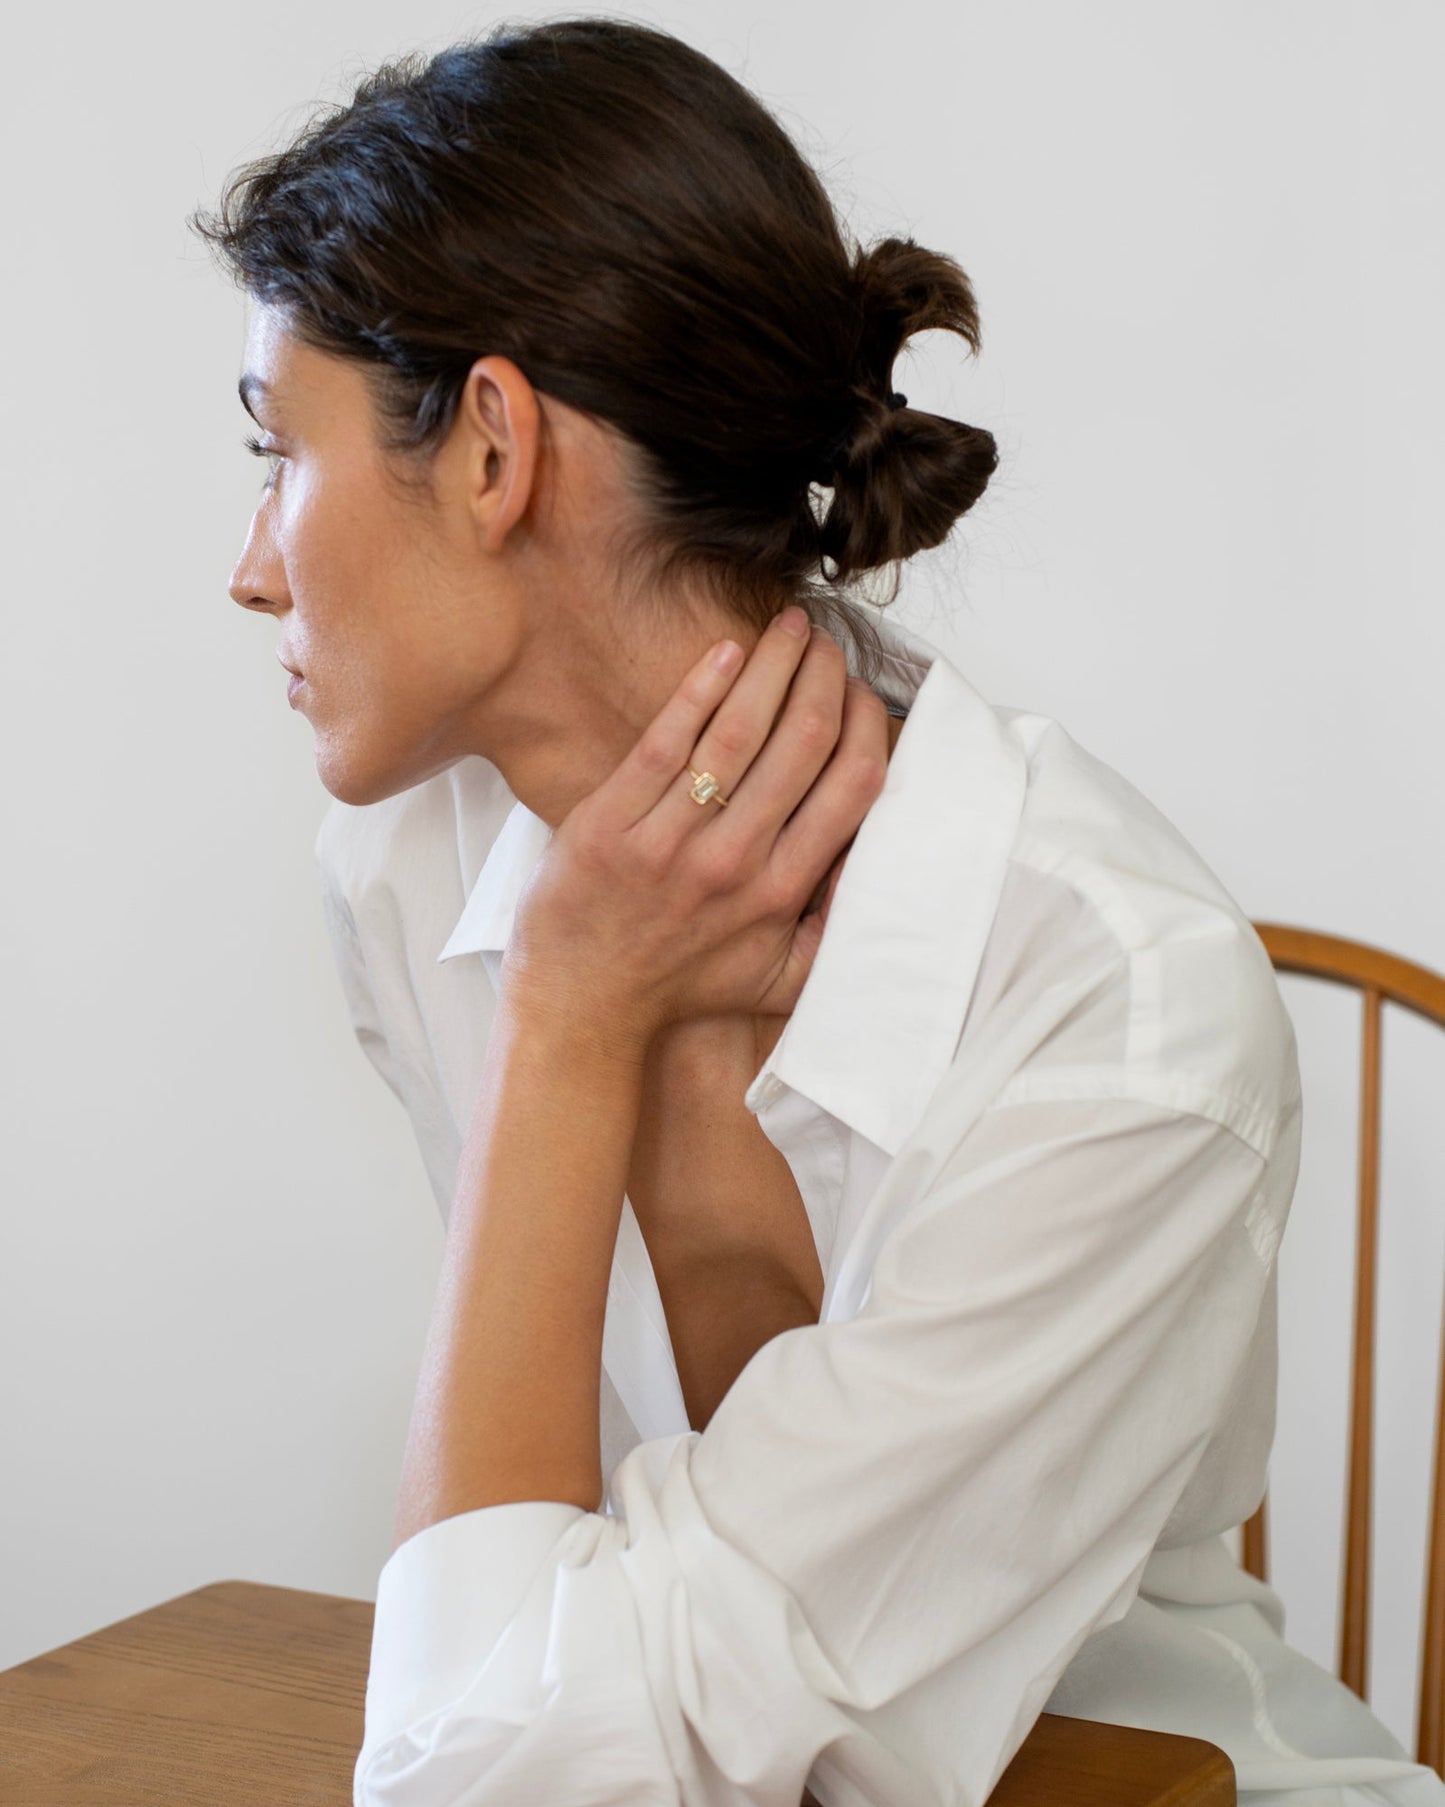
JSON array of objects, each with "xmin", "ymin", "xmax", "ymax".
[{"xmin": 2, "ymin": 0, "xmax": 1441, "ymax": 1761}]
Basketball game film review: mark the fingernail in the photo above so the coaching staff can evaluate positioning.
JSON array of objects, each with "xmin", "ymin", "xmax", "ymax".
[
  {"xmin": 711, "ymin": 639, "xmax": 742, "ymax": 672},
  {"xmin": 778, "ymin": 605, "xmax": 809, "ymax": 637}
]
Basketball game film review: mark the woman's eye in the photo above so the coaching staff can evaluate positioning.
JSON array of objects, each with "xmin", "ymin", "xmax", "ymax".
[{"xmin": 241, "ymin": 432, "xmax": 283, "ymax": 487}]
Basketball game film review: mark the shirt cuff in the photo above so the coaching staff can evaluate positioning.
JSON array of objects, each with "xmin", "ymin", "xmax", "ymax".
[{"xmin": 362, "ymin": 1500, "xmax": 589, "ymax": 1757}]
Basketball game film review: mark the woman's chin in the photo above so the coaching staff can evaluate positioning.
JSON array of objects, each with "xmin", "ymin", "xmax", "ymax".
[
  {"xmin": 316, "ymin": 745, "xmax": 400, "ymax": 809},
  {"xmin": 317, "ymin": 740, "xmax": 449, "ymax": 809}
]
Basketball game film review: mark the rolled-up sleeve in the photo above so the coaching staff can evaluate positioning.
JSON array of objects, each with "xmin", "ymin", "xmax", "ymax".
[{"xmin": 354, "ymin": 1083, "xmax": 1288, "ymax": 1807}]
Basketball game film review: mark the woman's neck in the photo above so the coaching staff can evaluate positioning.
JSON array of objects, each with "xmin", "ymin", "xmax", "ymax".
[{"xmin": 460, "ymin": 573, "xmax": 907, "ymax": 833}]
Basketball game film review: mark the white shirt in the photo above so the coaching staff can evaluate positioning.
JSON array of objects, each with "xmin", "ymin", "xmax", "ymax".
[{"xmin": 316, "ymin": 610, "xmax": 1445, "ymax": 1807}]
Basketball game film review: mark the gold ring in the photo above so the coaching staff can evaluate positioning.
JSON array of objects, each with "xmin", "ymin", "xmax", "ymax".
[{"xmin": 686, "ymin": 767, "xmax": 729, "ymax": 807}]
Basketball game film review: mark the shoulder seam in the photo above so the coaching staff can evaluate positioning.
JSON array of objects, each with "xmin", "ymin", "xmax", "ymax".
[{"xmin": 990, "ymin": 1066, "xmax": 1287, "ymax": 1163}]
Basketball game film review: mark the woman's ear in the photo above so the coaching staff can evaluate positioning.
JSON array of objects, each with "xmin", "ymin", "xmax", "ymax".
[{"xmin": 458, "ymin": 354, "xmax": 541, "ymax": 553}]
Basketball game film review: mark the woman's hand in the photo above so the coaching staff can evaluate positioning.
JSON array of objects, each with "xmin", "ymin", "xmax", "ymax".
[{"xmin": 500, "ymin": 605, "xmax": 890, "ymax": 1060}]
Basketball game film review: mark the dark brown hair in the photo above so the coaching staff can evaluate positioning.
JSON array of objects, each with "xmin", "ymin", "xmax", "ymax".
[{"xmin": 189, "ymin": 15, "xmax": 998, "ymax": 679}]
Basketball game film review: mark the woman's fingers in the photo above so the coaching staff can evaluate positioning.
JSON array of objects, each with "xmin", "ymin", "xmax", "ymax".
[
  {"xmin": 682, "ymin": 613, "xmax": 837, "ymax": 827},
  {"xmin": 650, "ymin": 615, "xmax": 877, "ymax": 908},
  {"xmin": 606, "ymin": 608, "xmax": 812, "ymax": 827},
  {"xmin": 598, "ymin": 605, "xmax": 884, "ymax": 929},
  {"xmin": 605, "ymin": 636, "xmax": 749, "ymax": 826},
  {"xmin": 708, "ymin": 622, "xmax": 850, "ymax": 837},
  {"xmin": 768, "ymin": 677, "xmax": 891, "ymax": 910}
]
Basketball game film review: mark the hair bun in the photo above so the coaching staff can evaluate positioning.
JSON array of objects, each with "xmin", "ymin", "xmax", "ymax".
[{"xmin": 811, "ymin": 236, "xmax": 999, "ymax": 579}]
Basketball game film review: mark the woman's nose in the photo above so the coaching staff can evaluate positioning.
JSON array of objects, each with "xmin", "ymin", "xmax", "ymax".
[
  {"xmin": 228, "ymin": 523, "xmax": 287, "ymax": 615},
  {"xmin": 229, "ymin": 566, "xmax": 275, "ymax": 613}
]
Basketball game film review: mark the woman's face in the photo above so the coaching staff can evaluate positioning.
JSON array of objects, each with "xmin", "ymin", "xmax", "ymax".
[
  {"xmin": 226, "ymin": 304, "xmax": 826, "ymax": 832},
  {"xmin": 228, "ymin": 304, "xmax": 539, "ymax": 806}
]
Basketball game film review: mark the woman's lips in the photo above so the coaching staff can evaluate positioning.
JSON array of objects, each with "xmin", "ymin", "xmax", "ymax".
[{"xmin": 287, "ymin": 674, "xmax": 305, "ymax": 702}]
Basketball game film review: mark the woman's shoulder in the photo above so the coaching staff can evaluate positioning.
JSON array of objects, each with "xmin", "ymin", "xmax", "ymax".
[{"xmin": 970, "ymin": 706, "xmax": 1301, "ymax": 1162}]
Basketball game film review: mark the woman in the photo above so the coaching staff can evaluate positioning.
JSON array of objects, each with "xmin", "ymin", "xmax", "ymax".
[{"xmin": 195, "ymin": 18, "xmax": 1445, "ymax": 1807}]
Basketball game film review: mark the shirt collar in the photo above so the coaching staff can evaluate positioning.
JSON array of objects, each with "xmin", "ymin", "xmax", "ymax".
[{"xmin": 437, "ymin": 612, "xmax": 1027, "ymax": 1158}]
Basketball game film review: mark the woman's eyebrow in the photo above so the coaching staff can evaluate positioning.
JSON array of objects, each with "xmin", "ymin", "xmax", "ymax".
[{"xmin": 237, "ymin": 371, "xmax": 273, "ymax": 422}]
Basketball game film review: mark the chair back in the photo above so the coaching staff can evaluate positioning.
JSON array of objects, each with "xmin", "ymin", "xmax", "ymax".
[{"xmin": 1245, "ymin": 922, "xmax": 1445, "ymax": 1771}]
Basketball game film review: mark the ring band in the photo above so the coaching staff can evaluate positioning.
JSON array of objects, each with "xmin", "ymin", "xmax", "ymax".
[{"xmin": 686, "ymin": 767, "xmax": 729, "ymax": 807}]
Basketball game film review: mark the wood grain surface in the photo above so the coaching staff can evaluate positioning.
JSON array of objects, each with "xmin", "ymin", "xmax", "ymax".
[{"xmin": 0, "ymin": 1580, "xmax": 1233, "ymax": 1805}]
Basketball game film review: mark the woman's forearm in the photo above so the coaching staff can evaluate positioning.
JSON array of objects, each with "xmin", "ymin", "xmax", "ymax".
[{"xmin": 389, "ymin": 992, "xmax": 647, "ymax": 1554}]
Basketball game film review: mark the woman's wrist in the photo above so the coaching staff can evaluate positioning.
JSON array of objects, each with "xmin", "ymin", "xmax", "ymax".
[{"xmin": 494, "ymin": 963, "xmax": 656, "ymax": 1074}]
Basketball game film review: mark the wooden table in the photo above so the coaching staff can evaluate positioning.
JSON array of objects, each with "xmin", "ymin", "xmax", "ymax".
[{"xmin": 0, "ymin": 1580, "xmax": 1235, "ymax": 1804}]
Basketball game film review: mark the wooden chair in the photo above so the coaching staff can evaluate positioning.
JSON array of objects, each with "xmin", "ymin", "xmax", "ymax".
[{"xmin": 1244, "ymin": 923, "xmax": 1445, "ymax": 1772}]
